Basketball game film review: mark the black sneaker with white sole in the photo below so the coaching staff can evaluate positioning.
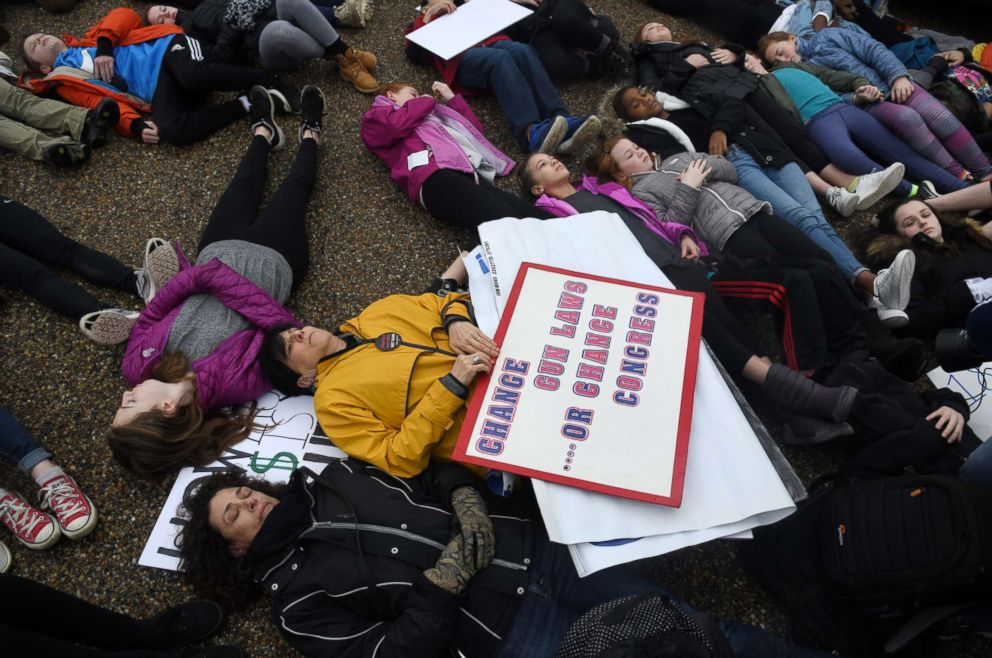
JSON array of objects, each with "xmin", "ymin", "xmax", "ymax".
[
  {"xmin": 268, "ymin": 78, "xmax": 301, "ymax": 115},
  {"xmin": 249, "ymin": 85, "xmax": 284, "ymax": 151},
  {"xmin": 298, "ymin": 85, "xmax": 326, "ymax": 143},
  {"xmin": 81, "ymin": 98, "xmax": 120, "ymax": 149}
]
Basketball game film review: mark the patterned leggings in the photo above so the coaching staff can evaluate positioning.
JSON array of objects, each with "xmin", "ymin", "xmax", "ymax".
[{"xmin": 867, "ymin": 82, "xmax": 992, "ymax": 181}]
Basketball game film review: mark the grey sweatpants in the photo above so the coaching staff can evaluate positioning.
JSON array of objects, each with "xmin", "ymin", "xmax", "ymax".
[
  {"xmin": 0, "ymin": 79, "xmax": 87, "ymax": 161},
  {"xmin": 258, "ymin": 0, "xmax": 341, "ymax": 70}
]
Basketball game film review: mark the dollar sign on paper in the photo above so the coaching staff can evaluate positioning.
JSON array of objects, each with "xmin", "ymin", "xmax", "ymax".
[{"xmin": 250, "ymin": 451, "xmax": 298, "ymax": 473}]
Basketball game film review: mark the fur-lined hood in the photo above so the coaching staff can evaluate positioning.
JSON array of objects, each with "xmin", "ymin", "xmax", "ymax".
[{"xmin": 864, "ymin": 233, "xmax": 910, "ymax": 270}]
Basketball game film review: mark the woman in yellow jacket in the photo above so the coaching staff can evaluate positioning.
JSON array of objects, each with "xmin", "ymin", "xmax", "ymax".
[{"xmin": 260, "ymin": 277, "xmax": 498, "ymax": 478}]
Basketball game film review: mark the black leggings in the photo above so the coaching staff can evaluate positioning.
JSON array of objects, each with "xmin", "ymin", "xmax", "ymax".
[
  {"xmin": 152, "ymin": 35, "xmax": 272, "ymax": 145},
  {"xmin": 0, "ymin": 573, "xmax": 162, "ymax": 657},
  {"xmin": 0, "ymin": 195, "xmax": 138, "ymax": 319},
  {"xmin": 723, "ymin": 212, "xmax": 832, "ymax": 263},
  {"xmin": 528, "ymin": 0, "xmax": 619, "ymax": 81},
  {"xmin": 646, "ymin": 0, "xmax": 779, "ymax": 48},
  {"xmin": 420, "ymin": 169, "xmax": 551, "ymax": 232},
  {"xmin": 199, "ymin": 135, "xmax": 316, "ymax": 285}
]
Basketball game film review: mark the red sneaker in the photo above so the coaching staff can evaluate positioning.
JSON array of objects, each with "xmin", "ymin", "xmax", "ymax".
[
  {"xmin": 38, "ymin": 472, "xmax": 98, "ymax": 540},
  {"xmin": 0, "ymin": 490, "xmax": 60, "ymax": 549}
]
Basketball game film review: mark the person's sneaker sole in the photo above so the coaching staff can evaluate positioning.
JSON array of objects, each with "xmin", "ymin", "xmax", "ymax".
[
  {"xmin": 268, "ymin": 85, "xmax": 301, "ymax": 114},
  {"xmin": 79, "ymin": 309, "xmax": 138, "ymax": 345},
  {"xmin": 877, "ymin": 306, "xmax": 909, "ymax": 328},
  {"xmin": 42, "ymin": 143, "xmax": 90, "ymax": 167},
  {"xmin": 855, "ymin": 162, "xmax": 905, "ymax": 210},
  {"xmin": 0, "ymin": 540, "xmax": 10, "ymax": 573},
  {"xmin": 558, "ymin": 116, "xmax": 602, "ymax": 155},
  {"xmin": 250, "ymin": 86, "xmax": 285, "ymax": 151},
  {"xmin": 535, "ymin": 115, "xmax": 567, "ymax": 154},
  {"xmin": 919, "ymin": 180, "xmax": 940, "ymax": 200},
  {"xmin": 143, "ymin": 238, "xmax": 180, "ymax": 304},
  {"xmin": 82, "ymin": 97, "xmax": 120, "ymax": 149}
]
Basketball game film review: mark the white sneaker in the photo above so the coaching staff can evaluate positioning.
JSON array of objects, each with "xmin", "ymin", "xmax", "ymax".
[
  {"xmin": 854, "ymin": 163, "xmax": 904, "ymax": 210},
  {"xmin": 918, "ymin": 180, "xmax": 940, "ymax": 200},
  {"xmin": 825, "ymin": 186, "xmax": 859, "ymax": 217},
  {"xmin": 136, "ymin": 237, "xmax": 179, "ymax": 304},
  {"xmin": 869, "ymin": 296, "xmax": 909, "ymax": 328},
  {"xmin": 873, "ymin": 249, "xmax": 915, "ymax": 311}
]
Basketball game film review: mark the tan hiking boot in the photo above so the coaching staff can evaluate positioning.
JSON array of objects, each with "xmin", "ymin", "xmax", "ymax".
[
  {"xmin": 337, "ymin": 48, "xmax": 378, "ymax": 93},
  {"xmin": 352, "ymin": 47, "xmax": 377, "ymax": 71}
]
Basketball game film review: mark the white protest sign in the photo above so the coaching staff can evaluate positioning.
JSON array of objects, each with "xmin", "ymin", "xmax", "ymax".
[
  {"xmin": 455, "ymin": 264, "xmax": 704, "ymax": 506},
  {"xmin": 406, "ymin": 0, "xmax": 533, "ymax": 60},
  {"xmin": 928, "ymin": 363, "xmax": 992, "ymax": 441},
  {"xmin": 139, "ymin": 392, "xmax": 346, "ymax": 571}
]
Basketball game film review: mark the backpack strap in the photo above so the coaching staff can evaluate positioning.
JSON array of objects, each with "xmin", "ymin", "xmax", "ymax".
[{"xmin": 884, "ymin": 603, "xmax": 982, "ymax": 654}]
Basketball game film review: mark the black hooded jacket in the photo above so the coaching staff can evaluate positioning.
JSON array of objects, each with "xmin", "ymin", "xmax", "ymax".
[{"xmin": 176, "ymin": 0, "xmax": 274, "ymax": 65}]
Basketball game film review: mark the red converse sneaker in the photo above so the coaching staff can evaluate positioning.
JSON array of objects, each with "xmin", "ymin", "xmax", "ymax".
[
  {"xmin": 38, "ymin": 472, "xmax": 97, "ymax": 540},
  {"xmin": 0, "ymin": 490, "xmax": 60, "ymax": 549}
]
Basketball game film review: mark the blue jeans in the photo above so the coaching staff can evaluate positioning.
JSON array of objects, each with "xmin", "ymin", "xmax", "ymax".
[
  {"xmin": 0, "ymin": 403, "xmax": 51, "ymax": 474},
  {"xmin": 454, "ymin": 41, "xmax": 568, "ymax": 149},
  {"xmin": 960, "ymin": 438, "xmax": 992, "ymax": 488},
  {"xmin": 727, "ymin": 146, "xmax": 867, "ymax": 284},
  {"xmin": 495, "ymin": 530, "xmax": 838, "ymax": 657}
]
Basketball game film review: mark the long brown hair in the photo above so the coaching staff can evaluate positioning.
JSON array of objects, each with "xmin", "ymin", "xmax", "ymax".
[
  {"xmin": 586, "ymin": 136, "xmax": 633, "ymax": 189},
  {"xmin": 106, "ymin": 352, "xmax": 258, "ymax": 480}
]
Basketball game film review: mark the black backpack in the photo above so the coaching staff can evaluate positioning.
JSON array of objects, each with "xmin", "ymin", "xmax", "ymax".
[
  {"xmin": 739, "ymin": 475, "xmax": 992, "ymax": 656},
  {"xmin": 555, "ymin": 593, "xmax": 733, "ymax": 658}
]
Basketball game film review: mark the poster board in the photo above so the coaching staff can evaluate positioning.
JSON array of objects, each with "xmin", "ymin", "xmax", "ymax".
[
  {"xmin": 928, "ymin": 362, "xmax": 992, "ymax": 441},
  {"xmin": 405, "ymin": 0, "xmax": 533, "ymax": 60},
  {"xmin": 139, "ymin": 392, "xmax": 346, "ymax": 571},
  {"xmin": 454, "ymin": 263, "xmax": 704, "ymax": 507}
]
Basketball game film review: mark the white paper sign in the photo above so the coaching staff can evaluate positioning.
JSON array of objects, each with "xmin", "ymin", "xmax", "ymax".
[
  {"xmin": 928, "ymin": 363, "xmax": 992, "ymax": 441},
  {"xmin": 406, "ymin": 0, "xmax": 533, "ymax": 60},
  {"xmin": 139, "ymin": 393, "xmax": 347, "ymax": 571}
]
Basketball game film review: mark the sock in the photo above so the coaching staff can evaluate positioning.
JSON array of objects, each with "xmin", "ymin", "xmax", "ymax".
[
  {"xmin": 762, "ymin": 363, "xmax": 857, "ymax": 422},
  {"xmin": 907, "ymin": 183, "xmax": 919, "ymax": 198},
  {"xmin": 325, "ymin": 38, "xmax": 349, "ymax": 59},
  {"xmin": 237, "ymin": 95, "xmax": 251, "ymax": 113},
  {"xmin": 846, "ymin": 176, "xmax": 860, "ymax": 193},
  {"xmin": 34, "ymin": 465, "xmax": 64, "ymax": 487}
]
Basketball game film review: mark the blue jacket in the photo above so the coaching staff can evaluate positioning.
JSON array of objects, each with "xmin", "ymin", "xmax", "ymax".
[{"xmin": 796, "ymin": 28, "xmax": 909, "ymax": 96}]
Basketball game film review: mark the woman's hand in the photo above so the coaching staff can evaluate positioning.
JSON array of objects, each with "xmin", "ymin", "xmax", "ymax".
[
  {"xmin": 744, "ymin": 53, "xmax": 768, "ymax": 75},
  {"xmin": 431, "ymin": 81, "xmax": 455, "ymax": 102},
  {"xmin": 890, "ymin": 76, "xmax": 914, "ymax": 104},
  {"xmin": 684, "ymin": 53, "xmax": 710, "ymax": 69},
  {"xmin": 853, "ymin": 84, "xmax": 883, "ymax": 105},
  {"xmin": 448, "ymin": 322, "xmax": 499, "ymax": 359},
  {"xmin": 711, "ymin": 48, "xmax": 737, "ymax": 65},
  {"xmin": 450, "ymin": 352, "xmax": 492, "ymax": 386},
  {"xmin": 939, "ymin": 50, "xmax": 965, "ymax": 66},
  {"xmin": 424, "ymin": 0, "xmax": 456, "ymax": 23},
  {"xmin": 927, "ymin": 405, "xmax": 965, "ymax": 443},
  {"xmin": 707, "ymin": 129, "xmax": 728, "ymax": 156},
  {"xmin": 680, "ymin": 234, "xmax": 701, "ymax": 260},
  {"xmin": 679, "ymin": 158, "xmax": 713, "ymax": 188}
]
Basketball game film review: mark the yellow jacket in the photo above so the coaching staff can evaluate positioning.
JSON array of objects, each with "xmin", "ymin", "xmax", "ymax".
[{"xmin": 314, "ymin": 291, "xmax": 482, "ymax": 478}]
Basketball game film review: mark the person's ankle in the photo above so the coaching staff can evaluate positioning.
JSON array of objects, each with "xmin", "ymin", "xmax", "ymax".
[
  {"xmin": 302, "ymin": 128, "xmax": 320, "ymax": 144},
  {"xmin": 254, "ymin": 125, "xmax": 272, "ymax": 141}
]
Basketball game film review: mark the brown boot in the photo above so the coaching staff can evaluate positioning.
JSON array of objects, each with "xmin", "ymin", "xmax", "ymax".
[
  {"xmin": 336, "ymin": 48, "xmax": 378, "ymax": 94},
  {"xmin": 352, "ymin": 48, "xmax": 377, "ymax": 71}
]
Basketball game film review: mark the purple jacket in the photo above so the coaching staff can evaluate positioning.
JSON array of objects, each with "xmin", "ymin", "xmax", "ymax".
[
  {"xmin": 121, "ymin": 256, "xmax": 300, "ymax": 411},
  {"xmin": 534, "ymin": 175, "xmax": 710, "ymax": 256},
  {"xmin": 360, "ymin": 94, "xmax": 514, "ymax": 202}
]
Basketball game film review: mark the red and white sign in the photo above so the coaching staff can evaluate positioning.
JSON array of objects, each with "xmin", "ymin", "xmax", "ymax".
[{"xmin": 454, "ymin": 263, "xmax": 704, "ymax": 506}]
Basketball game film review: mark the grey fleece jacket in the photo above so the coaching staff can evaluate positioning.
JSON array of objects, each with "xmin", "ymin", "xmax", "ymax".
[{"xmin": 629, "ymin": 152, "xmax": 770, "ymax": 251}]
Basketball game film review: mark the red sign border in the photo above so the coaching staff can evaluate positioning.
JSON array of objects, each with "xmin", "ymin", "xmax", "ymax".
[{"xmin": 453, "ymin": 262, "xmax": 704, "ymax": 507}]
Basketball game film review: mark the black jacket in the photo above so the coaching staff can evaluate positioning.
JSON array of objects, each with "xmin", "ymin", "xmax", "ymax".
[
  {"xmin": 176, "ymin": 0, "xmax": 274, "ymax": 65},
  {"xmin": 244, "ymin": 459, "xmax": 534, "ymax": 658}
]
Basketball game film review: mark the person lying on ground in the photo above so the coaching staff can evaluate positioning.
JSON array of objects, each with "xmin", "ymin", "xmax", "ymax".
[
  {"xmin": 404, "ymin": 0, "xmax": 602, "ymax": 155},
  {"xmin": 99, "ymin": 86, "xmax": 326, "ymax": 480},
  {"xmin": 258, "ymin": 255, "xmax": 499, "ymax": 478},
  {"xmin": 178, "ymin": 459, "xmax": 845, "ymax": 658},
  {"xmin": 360, "ymin": 80, "xmax": 551, "ymax": 233},
  {"xmin": 147, "ymin": 0, "xmax": 379, "ymax": 93},
  {"xmin": 20, "ymin": 6, "xmax": 299, "ymax": 146},
  {"xmin": 1, "ymin": 52, "xmax": 119, "ymax": 165}
]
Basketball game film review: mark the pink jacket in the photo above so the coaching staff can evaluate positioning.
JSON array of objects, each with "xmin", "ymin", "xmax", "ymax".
[
  {"xmin": 534, "ymin": 175, "xmax": 710, "ymax": 256},
  {"xmin": 121, "ymin": 256, "xmax": 300, "ymax": 411},
  {"xmin": 360, "ymin": 94, "xmax": 514, "ymax": 202}
]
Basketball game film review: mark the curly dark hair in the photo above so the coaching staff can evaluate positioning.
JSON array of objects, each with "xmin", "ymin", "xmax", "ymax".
[{"xmin": 177, "ymin": 469, "xmax": 288, "ymax": 610}]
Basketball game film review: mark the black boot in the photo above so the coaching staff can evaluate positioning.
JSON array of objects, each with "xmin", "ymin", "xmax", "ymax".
[{"xmin": 861, "ymin": 308, "xmax": 929, "ymax": 382}]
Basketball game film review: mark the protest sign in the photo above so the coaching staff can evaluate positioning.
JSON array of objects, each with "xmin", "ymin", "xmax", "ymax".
[
  {"xmin": 139, "ymin": 392, "xmax": 346, "ymax": 571},
  {"xmin": 928, "ymin": 363, "xmax": 992, "ymax": 440},
  {"xmin": 405, "ymin": 0, "xmax": 532, "ymax": 60},
  {"xmin": 455, "ymin": 263, "xmax": 704, "ymax": 506}
]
